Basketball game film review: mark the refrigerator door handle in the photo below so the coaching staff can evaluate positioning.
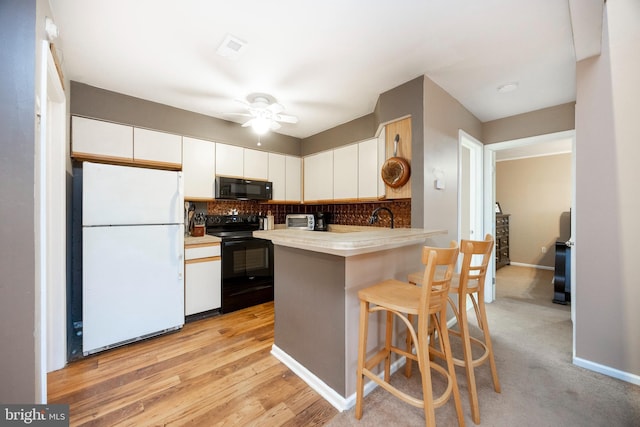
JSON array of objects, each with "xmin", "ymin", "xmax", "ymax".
[{"xmin": 177, "ymin": 171, "xmax": 184, "ymax": 199}]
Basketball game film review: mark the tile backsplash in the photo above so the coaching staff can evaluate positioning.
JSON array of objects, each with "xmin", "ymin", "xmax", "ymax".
[{"xmin": 203, "ymin": 199, "xmax": 411, "ymax": 228}]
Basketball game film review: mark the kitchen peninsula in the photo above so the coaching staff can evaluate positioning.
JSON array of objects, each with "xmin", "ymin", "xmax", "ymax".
[{"xmin": 253, "ymin": 226, "xmax": 446, "ymax": 410}]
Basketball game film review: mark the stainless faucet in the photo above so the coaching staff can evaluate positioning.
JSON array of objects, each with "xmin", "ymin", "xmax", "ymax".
[{"xmin": 369, "ymin": 207, "xmax": 395, "ymax": 229}]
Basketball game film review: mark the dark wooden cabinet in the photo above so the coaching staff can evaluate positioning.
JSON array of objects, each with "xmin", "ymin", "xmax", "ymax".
[{"xmin": 495, "ymin": 214, "xmax": 510, "ymax": 269}]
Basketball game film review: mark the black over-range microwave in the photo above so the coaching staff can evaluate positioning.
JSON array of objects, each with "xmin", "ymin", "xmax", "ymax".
[{"xmin": 215, "ymin": 177, "xmax": 272, "ymax": 201}]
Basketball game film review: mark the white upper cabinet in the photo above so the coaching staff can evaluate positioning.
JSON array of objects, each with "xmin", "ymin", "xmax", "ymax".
[
  {"xmin": 358, "ymin": 137, "xmax": 379, "ymax": 200},
  {"xmin": 71, "ymin": 117, "xmax": 182, "ymax": 170},
  {"xmin": 182, "ymin": 137, "xmax": 215, "ymax": 200},
  {"xmin": 269, "ymin": 153, "xmax": 302, "ymax": 202},
  {"xmin": 268, "ymin": 153, "xmax": 286, "ymax": 201},
  {"xmin": 285, "ymin": 155, "xmax": 302, "ymax": 202},
  {"xmin": 333, "ymin": 144, "xmax": 358, "ymax": 200},
  {"xmin": 72, "ymin": 116, "xmax": 133, "ymax": 162},
  {"xmin": 215, "ymin": 143, "xmax": 244, "ymax": 178},
  {"xmin": 244, "ymin": 148, "xmax": 269, "ymax": 180},
  {"xmin": 133, "ymin": 128, "xmax": 182, "ymax": 168},
  {"xmin": 304, "ymin": 150, "xmax": 333, "ymax": 202}
]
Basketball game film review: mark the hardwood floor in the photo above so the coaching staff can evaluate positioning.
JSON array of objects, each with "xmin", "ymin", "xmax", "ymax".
[{"xmin": 48, "ymin": 302, "xmax": 338, "ymax": 426}]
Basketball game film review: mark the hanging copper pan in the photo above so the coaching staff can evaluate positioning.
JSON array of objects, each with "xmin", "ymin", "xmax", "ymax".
[{"xmin": 381, "ymin": 134, "xmax": 410, "ymax": 188}]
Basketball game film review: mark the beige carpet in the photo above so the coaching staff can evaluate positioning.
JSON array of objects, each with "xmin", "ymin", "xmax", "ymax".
[{"xmin": 327, "ymin": 265, "xmax": 640, "ymax": 426}]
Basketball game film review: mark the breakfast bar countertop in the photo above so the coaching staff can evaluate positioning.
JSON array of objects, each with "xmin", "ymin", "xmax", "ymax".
[{"xmin": 253, "ymin": 225, "xmax": 446, "ymax": 257}]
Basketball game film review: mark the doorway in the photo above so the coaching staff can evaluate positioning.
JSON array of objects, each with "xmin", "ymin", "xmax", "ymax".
[{"xmin": 483, "ymin": 129, "xmax": 576, "ymax": 356}]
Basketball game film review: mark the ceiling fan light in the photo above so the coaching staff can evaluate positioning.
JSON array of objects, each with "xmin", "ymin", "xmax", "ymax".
[{"xmin": 251, "ymin": 117, "xmax": 272, "ymax": 135}]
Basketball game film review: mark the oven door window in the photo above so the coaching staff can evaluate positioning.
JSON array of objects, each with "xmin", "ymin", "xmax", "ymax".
[{"xmin": 223, "ymin": 239, "xmax": 273, "ymax": 280}]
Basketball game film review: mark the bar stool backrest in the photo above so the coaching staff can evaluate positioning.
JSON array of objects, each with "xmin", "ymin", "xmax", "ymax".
[{"xmin": 458, "ymin": 234, "xmax": 494, "ymax": 295}]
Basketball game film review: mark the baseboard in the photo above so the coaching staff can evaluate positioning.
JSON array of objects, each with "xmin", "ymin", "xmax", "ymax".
[
  {"xmin": 509, "ymin": 261, "xmax": 554, "ymax": 271},
  {"xmin": 271, "ymin": 344, "xmax": 406, "ymax": 412},
  {"xmin": 573, "ymin": 356, "xmax": 640, "ymax": 386}
]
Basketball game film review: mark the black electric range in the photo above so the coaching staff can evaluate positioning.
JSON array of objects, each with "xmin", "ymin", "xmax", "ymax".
[{"xmin": 205, "ymin": 215, "xmax": 274, "ymax": 313}]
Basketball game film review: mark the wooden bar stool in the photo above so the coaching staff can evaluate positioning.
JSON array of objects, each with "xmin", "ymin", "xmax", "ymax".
[
  {"xmin": 407, "ymin": 234, "xmax": 500, "ymax": 424},
  {"xmin": 355, "ymin": 243, "xmax": 465, "ymax": 427}
]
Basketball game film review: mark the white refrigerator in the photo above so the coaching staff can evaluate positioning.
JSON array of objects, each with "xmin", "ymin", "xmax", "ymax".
[{"xmin": 82, "ymin": 162, "xmax": 184, "ymax": 354}]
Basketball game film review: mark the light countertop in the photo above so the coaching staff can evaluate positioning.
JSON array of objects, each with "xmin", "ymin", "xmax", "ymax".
[
  {"xmin": 184, "ymin": 234, "xmax": 221, "ymax": 246},
  {"xmin": 253, "ymin": 225, "xmax": 446, "ymax": 256}
]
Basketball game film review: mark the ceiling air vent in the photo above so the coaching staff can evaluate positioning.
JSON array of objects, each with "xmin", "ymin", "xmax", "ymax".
[{"xmin": 216, "ymin": 34, "xmax": 247, "ymax": 59}]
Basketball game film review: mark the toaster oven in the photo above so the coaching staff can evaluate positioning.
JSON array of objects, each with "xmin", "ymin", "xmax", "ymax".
[{"xmin": 286, "ymin": 214, "xmax": 315, "ymax": 230}]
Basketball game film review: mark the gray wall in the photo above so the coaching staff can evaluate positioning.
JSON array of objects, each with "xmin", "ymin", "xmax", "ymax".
[
  {"xmin": 71, "ymin": 82, "xmax": 302, "ymax": 156},
  {"xmin": 574, "ymin": 1, "xmax": 640, "ymax": 377},
  {"xmin": 423, "ymin": 76, "xmax": 483, "ymax": 246},
  {"xmin": 483, "ymin": 102, "xmax": 575, "ymax": 145},
  {"xmin": 300, "ymin": 113, "xmax": 377, "ymax": 156},
  {"xmin": 0, "ymin": 0, "xmax": 37, "ymax": 403}
]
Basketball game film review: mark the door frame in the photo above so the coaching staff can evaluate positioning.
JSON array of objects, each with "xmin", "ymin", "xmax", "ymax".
[
  {"xmin": 37, "ymin": 40, "xmax": 67, "ymax": 401},
  {"xmin": 482, "ymin": 129, "xmax": 575, "ymax": 308},
  {"xmin": 458, "ymin": 130, "xmax": 484, "ymax": 244}
]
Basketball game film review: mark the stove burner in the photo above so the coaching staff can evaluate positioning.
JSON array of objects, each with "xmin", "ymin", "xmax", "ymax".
[{"xmin": 205, "ymin": 214, "xmax": 260, "ymax": 238}]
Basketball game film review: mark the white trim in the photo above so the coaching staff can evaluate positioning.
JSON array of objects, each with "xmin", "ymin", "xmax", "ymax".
[
  {"xmin": 483, "ymin": 148, "xmax": 496, "ymax": 302},
  {"xmin": 496, "ymin": 150, "xmax": 572, "ymax": 162},
  {"xmin": 573, "ymin": 357, "xmax": 640, "ymax": 386},
  {"xmin": 272, "ymin": 314, "xmax": 461, "ymax": 412},
  {"xmin": 271, "ymin": 345, "xmax": 349, "ymax": 411},
  {"xmin": 271, "ymin": 344, "xmax": 406, "ymax": 412},
  {"xmin": 508, "ymin": 262, "xmax": 555, "ymax": 271},
  {"xmin": 458, "ymin": 130, "xmax": 484, "ymax": 244}
]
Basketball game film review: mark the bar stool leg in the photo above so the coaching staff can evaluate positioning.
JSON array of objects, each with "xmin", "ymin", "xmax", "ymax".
[
  {"xmin": 438, "ymin": 307, "xmax": 465, "ymax": 427},
  {"xmin": 384, "ymin": 311, "xmax": 393, "ymax": 381},
  {"xmin": 417, "ymin": 331, "xmax": 437, "ymax": 426},
  {"xmin": 459, "ymin": 292, "xmax": 481, "ymax": 424},
  {"xmin": 405, "ymin": 313, "xmax": 414, "ymax": 377},
  {"xmin": 355, "ymin": 300, "xmax": 369, "ymax": 420},
  {"xmin": 477, "ymin": 296, "xmax": 501, "ymax": 393}
]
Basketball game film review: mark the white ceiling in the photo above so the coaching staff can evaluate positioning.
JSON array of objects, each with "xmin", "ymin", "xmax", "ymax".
[{"xmin": 48, "ymin": 0, "xmax": 601, "ymax": 139}]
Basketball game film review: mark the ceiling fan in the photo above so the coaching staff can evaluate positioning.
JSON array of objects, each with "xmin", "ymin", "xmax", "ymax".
[{"xmin": 225, "ymin": 93, "xmax": 298, "ymax": 135}]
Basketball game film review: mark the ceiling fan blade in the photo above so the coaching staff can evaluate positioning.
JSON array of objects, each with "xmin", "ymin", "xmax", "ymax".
[
  {"xmin": 224, "ymin": 112, "xmax": 253, "ymax": 118},
  {"xmin": 270, "ymin": 121, "xmax": 282, "ymax": 131},
  {"xmin": 274, "ymin": 114, "xmax": 298, "ymax": 124},
  {"xmin": 267, "ymin": 102, "xmax": 284, "ymax": 114},
  {"xmin": 235, "ymin": 98, "xmax": 251, "ymax": 108},
  {"xmin": 241, "ymin": 119, "xmax": 254, "ymax": 128}
]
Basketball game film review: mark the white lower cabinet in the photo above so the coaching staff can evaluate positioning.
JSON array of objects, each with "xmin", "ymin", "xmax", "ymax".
[{"xmin": 185, "ymin": 243, "xmax": 221, "ymax": 316}]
